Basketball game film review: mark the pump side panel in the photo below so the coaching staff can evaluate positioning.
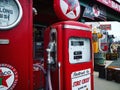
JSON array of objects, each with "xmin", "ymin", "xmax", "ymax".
[
  {"xmin": 0, "ymin": 0, "xmax": 33, "ymax": 90},
  {"xmin": 44, "ymin": 25, "xmax": 64, "ymax": 90}
]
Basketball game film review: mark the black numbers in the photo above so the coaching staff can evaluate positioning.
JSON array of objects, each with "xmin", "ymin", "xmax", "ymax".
[{"xmin": 74, "ymin": 51, "xmax": 82, "ymax": 60}]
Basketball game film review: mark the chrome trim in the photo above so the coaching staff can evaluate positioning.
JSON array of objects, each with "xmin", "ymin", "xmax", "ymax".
[
  {"xmin": 0, "ymin": 39, "xmax": 9, "ymax": 44},
  {"xmin": 64, "ymin": 25, "xmax": 90, "ymax": 31},
  {"xmin": 58, "ymin": 62, "xmax": 61, "ymax": 90}
]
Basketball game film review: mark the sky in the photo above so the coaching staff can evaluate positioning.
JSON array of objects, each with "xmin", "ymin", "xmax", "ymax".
[
  {"xmin": 100, "ymin": 21, "xmax": 120, "ymax": 41},
  {"xmin": 85, "ymin": 21, "xmax": 120, "ymax": 41},
  {"xmin": 116, "ymin": 0, "xmax": 120, "ymax": 3}
]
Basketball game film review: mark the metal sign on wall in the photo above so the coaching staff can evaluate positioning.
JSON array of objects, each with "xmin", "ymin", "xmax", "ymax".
[
  {"xmin": 100, "ymin": 24, "xmax": 111, "ymax": 30},
  {"xmin": 0, "ymin": 0, "xmax": 23, "ymax": 30},
  {"xmin": 83, "ymin": 5, "xmax": 106, "ymax": 20}
]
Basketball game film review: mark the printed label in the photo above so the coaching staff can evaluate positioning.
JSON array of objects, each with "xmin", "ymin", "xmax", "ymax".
[{"xmin": 71, "ymin": 69, "xmax": 91, "ymax": 90}]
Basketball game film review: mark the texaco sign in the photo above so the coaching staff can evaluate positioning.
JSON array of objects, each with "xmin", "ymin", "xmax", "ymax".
[
  {"xmin": 54, "ymin": 0, "xmax": 81, "ymax": 20},
  {"xmin": 0, "ymin": 64, "xmax": 18, "ymax": 90}
]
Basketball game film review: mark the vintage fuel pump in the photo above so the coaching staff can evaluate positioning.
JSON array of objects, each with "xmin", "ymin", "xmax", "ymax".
[
  {"xmin": 0, "ymin": 0, "xmax": 33, "ymax": 90},
  {"xmin": 44, "ymin": 21, "xmax": 94, "ymax": 90}
]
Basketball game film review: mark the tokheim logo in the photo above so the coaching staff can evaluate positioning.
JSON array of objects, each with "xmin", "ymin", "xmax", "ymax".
[
  {"xmin": 54, "ymin": 0, "xmax": 80, "ymax": 20},
  {"xmin": 0, "ymin": 64, "xmax": 18, "ymax": 90}
]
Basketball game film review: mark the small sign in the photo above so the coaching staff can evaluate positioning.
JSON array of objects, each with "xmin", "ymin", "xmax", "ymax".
[
  {"xmin": 0, "ymin": 64, "xmax": 18, "ymax": 90},
  {"xmin": 100, "ymin": 24, "xmax": 111, "ymax": 30},
  {"xmin": 71, "ymin": 69, "xmax": 91, "ymax": 90},
  {"xmin": 83, "ymin": 5, "xmax": 106, "ymax": 20},
  {"xmin": 0, "ymin": 0, "xmax": 23, "ymax": 30}
]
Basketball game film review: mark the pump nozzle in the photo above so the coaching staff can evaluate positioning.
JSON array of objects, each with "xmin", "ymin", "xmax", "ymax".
[
  {"xmin": 33, "ymin": 7, "xmax": 37, "ymax": 15},
  {"xmin": 46, "ymin": 48, "xmax": 52, "ymax": 64},
  {"xmin": 46, "ymin": 41, "xmax": 56, "ymax": 65}
]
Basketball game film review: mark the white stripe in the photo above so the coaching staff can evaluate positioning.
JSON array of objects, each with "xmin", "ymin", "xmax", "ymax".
[
  {"xmin": 64, "ymin": 25, "xmax": 90, "ymax": 31},
  {"xmin": 0, "ymin": 39, "xmax": 9, "ymax": 44}
]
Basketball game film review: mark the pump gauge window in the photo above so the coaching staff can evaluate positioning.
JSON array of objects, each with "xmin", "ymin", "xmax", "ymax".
[
  {"xmin": 69, "ymin": 37, "xmax": 91, "ymax": 64},
  {"xmin": 0, "ymin": 0, "xmax": 22, "ymax": 30}
]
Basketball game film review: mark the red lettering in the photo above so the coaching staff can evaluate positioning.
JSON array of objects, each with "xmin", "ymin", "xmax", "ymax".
[
  {"xmin": 73, "ymin": 80, "xmax": 81, "ymax": 87},
  {"xmin": 82, "ymin": 78, "xmax": 89, "ymax": 84}
]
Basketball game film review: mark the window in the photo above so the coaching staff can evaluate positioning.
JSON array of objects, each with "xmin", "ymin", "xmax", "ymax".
[{"xmin": 33, "ymin": 25, "xmax": 46, "ymax": 60}]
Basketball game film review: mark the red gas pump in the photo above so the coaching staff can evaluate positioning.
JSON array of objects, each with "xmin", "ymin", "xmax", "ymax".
[
  {"xmin": 0, "ymin": 0, "xmax": 33, "ymax": 90},
  {"xmin": 44, "ymin": 21, "xmax": 94, "ymax": 90}
]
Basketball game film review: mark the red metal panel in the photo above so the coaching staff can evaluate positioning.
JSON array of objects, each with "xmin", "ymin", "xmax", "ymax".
[
  {"xmin": 62, "ymin": 24, "xmax": 94, "ymax": 90},
  {"xmin": 0, "ymin": 0, "xmax": 33, "ymax": 90}
]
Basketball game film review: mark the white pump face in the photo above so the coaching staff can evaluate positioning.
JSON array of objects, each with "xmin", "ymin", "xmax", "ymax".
[{"xmin": 69, "ymin": 37, "xmax": 91, "ymax": 64}]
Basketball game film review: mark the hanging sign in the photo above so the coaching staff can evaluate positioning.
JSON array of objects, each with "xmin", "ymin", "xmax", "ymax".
[
  {"xmin": 0, "ymin": 0, "xmax": 23, "ymax": 30},
  {"xmin": 54, "ymin": 0, "xmax": 80, "ymax": 21},
  {"xmin": 83, "ymin": 5, "xmax": 106, "ymax": 20}
]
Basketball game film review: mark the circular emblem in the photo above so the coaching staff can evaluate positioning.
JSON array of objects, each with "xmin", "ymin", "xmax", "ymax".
[
  {"xmin": 93, "ymin": 5, "xmax": 100, "ymax": 17},
  {"xmin": 0, "ymin": 64, "xmax": 18, "ymax": 90},
  {"xmin": 0, "ymin": 0, "xmax": 23, "ymax": 30},
  {"xmin": 54, "ymin": 0, "xmax": 80, "ymax": 21}
]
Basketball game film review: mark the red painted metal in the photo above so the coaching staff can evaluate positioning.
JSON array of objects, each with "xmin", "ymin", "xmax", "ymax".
[
  {"xmin": 33, "ymin": 60, "xmax": 44, "ymax": 90},
  {"xmin": 44, "ymin": 21, "xmax": 94, "ymax": 90},
  {"xmin": 0, "ymin": 0, "xmax": 33, "ymax": 90}
]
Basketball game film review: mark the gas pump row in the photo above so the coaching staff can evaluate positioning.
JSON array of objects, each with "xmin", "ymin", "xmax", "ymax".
[{"xmin": 0, "ymin": 0, "xmax": 94, "ymax": 90}]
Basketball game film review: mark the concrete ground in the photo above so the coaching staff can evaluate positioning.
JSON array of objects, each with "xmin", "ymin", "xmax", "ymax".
[
  {"xmin": 94, "ymin": 60, "xmax": 120, "ymax": 90},
  {"xmin": 94, "ymin": 71, "xmax": 120, "ymax": 90}
]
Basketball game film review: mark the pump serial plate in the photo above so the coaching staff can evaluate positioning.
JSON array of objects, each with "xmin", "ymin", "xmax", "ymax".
[{"xmin": 71, "ymin": 68, "xmax": 91, "ymax": 90}]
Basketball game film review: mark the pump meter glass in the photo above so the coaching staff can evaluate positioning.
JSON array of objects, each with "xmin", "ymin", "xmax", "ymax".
[
  {"xmin": 0, "ymin": 0, "xmax": 22, "ymax": 30},
  {"xmin": 69, "ymin": 37, "xmax": 91, "ymax": 64}
]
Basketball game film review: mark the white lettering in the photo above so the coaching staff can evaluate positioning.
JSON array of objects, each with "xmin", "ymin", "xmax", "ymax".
[
  {"xmin": 119, "ymin": 5, "xmax": 120, "ymax": 11},
  {"xmin": 103, "ymin": 0, "xmax": 109, "ymax": 4},
  {"xmin": 108, "ymin": 0, "xmax": 111, "ymax": 4},
  {"xmin": 111, "ymin": 1, "xmax": 120, "ymax": 11},
  {"xmin": 100, "ymin": 0, "xmax": 120, "ymax": 12}
]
